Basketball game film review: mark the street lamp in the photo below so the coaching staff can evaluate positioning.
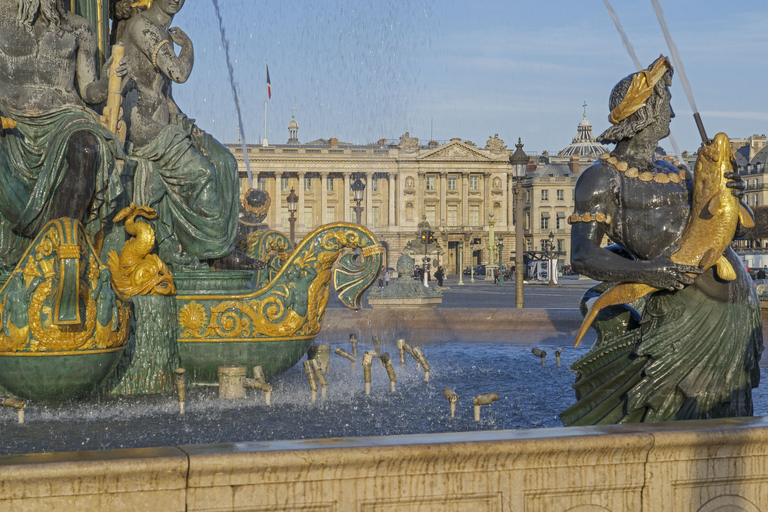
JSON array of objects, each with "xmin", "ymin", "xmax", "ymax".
[
  {"xmin": 469, "ymin": 240, "xmax": 475, "ymax": 283},
  {"xmin": 497, "ymin": 235, "xmax": 505, "ymax": 285},
  {"xmin": 548, "ymin": 230, "xmax": 556, "ymax": 286},
  {"xmin": 286, "ymin": 187, "xmax": 298, "ymax": 245},
  {"xmin": 352, "ymin": 177, "xmax": 365, "ymax": 224},
  {"xmin": 458, "ymin": 240, "xmax": 465, "ymax": 286},
  {"xmin": 510, "ymin": 138, "xmax": 527, "ymax": 308}
]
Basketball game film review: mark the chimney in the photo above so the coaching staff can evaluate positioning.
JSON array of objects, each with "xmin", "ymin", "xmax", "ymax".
[
  {"xmin": 378, "ymin": 138, "xmax": 387, "ymax": 146},
  {"xmin": 526, "ymin": 158, "xmax": 536, "ymax": 174},
  {"xmin": 330, "ymin": 137, "xmax": 338, "ymax": 148},
  {"xmin": 429, "ymin": 140, "xmax": 439, "ymax": 147},
  {"xmin": 569, "ymin": 154, "xmax": 580, "ymax": 174},
  {"xmin": 451, "ymin": 137, "xmax": 461, "ymax": 142}
]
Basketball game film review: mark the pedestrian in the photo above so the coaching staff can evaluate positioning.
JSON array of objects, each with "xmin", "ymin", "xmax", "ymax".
[
  {"xmin": 384, "ymin": 269, "xmax": 390, "ymax": 286},
  {"xmin": 435, "ymin": 266, "xmax": 444, "ymax": 286},
  {"xmin": 493, "ymin": 267, "xmax": 499, "ymax": 284},
  {"xmin": 758, "ymin": 267, "xmax": 766, "ymax": 280}
]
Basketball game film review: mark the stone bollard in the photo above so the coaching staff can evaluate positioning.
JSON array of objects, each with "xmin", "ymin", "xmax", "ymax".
[
  {"xmin": 218, "ymin": 365, "xmax": 247, "ymax": 399},
  {"xmin": 532, "ymin": 348, "xmax": 547, "ymax": 367},
  {"xmin": 443, "ymin": 388, "xmax": 458, "ymax": 419},
  {"xmin": 473, "ymin": 392, "xmax": 499, "ymax": 422},
  {"xmin": 555, "ymin": 349, "xmax": 562, "ymax": 368}
]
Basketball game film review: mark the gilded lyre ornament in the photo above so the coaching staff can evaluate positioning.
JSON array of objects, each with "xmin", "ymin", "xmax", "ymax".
[
  {"xmin": 0, "ymin": 218, "xmax": 130, "ymax": 354},
  {"xmin": 108, "ymin": 203, "xmax": 176, "ymax": 300}
]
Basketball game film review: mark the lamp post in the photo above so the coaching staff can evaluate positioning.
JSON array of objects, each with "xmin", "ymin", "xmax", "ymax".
[
  {"xmin": 497, "ymin": 235, "xmax": 505, "ymax": 285},
  {"xmin": 458, "ymin": 240, "xmax": 465, "ymax": 285},
  {"xmin": 352, "ymin": 177, "xmax": 365, "ymax": 224},
  {"xmin": 287, "ymin": 187, "xmax": 298, "ymax": 245},
  {"xmin": 469, "ymin": 241, "xmax": 475, "ymax": 283},
  {"xmin": 548, "ymin": 230, "xmax": 556, "ymax": 286},
  {"xmin": 510, "ymin": 138, "xmax": 527, "ymax": 308}
]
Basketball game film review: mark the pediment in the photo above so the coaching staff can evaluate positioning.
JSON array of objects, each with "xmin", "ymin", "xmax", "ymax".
[{"xmin": 418, "ymin": 141, "xmax": 492, "ymax": 161}]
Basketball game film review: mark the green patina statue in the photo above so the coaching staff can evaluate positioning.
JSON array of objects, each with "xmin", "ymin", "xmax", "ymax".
[{"xmin": 561, "ymin": 56, "xmax": 763, "ymax": 425}]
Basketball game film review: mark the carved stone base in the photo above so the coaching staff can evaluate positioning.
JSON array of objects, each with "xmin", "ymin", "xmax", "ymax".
[{"xmin": 100, "ymin": 295, "xmax": 179, "ymax": 396}]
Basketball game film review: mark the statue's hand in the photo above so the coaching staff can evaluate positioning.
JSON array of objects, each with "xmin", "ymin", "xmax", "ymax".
[
  {"xmin": 725, "ymin": 159, "xmax": 745, "ymax": 198},
  {"xmin": 638, "ymin": 257, "xmax": 702, "ymax": 291},
  {"xmin": 102, "ymin": 55, "xmax": 130, "ymax": 79},
  {"xmin": 169, "ymin": 27, "xmax": 191, "ymax": 47}
]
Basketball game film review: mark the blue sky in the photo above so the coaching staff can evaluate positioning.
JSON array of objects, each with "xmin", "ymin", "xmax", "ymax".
[{"xmin": 173, "ymin": 0, "xmax": 768, "ymax": 156}]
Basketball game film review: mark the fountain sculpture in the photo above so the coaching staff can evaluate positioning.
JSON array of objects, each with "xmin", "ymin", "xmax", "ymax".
[{"xmin": 0, "ymin": 0, "xmax": 381, "ymax": 401}]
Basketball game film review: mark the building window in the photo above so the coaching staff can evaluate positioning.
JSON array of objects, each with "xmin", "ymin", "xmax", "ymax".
[
  {"xmin": 304, "ymin": 176, "xmax": 312, "ymax": 191},
  {"xmin": 327, "ymin": 206, "xmax": 335, "ymax": 222},
  {"xmin": 426, "ymin": 204, "xmax": 436, "ymax": 225},
  {"xmin": 372, "ymin": 176, "xmax": 378, "ymax": 192},
  {"xmin": 448, "ymin": 175, "xmax": 457, "ymax": 191},
  {"xmin": 258, "ymin": 176, "xmax": 266, "ymax": 190},
  {"xmin": 372, "ymin": 206, "xmax": 380, "ymax": 227},
  {"xmin": 525, "ymin": 212, "xmax": 530, "ymax": 231},
  {"xmin": 426, "ymin": 175, "xmax": 435, "ymax": 191},
  {"xmin": 447, "ymin": 205, "xmax": 458, "ymax": 226},
  {"xmin": 304, "ymin": 206, "xmax": 313, "ymax": 226},
  {"xmin": 541, "ymin": 214, "xmax": 549, "ymax": 230},
  {"xmin": 327, "ymin": 176, "xmax": 334, "ymax": 192},
  {"xmin": 469, "ymin": 205, "xmax": 480, "ymax": 226},
  {"xmin": 281, "ymin": 176, "xmax": 289, "ymax": 191},
  {"xmin": 469, "ymin": 175, "xmax": 479, "ymax": 190},
  {"xmin": 556, "ymin": 215, "xmax": 563, "ymax": 230},
  {"xmin": 556, "ymin": 189, "xmax": 564, "ymax": 201},
  {"xmin": 557, "ymin": 239, "xmax": 564, "ymax": 254},
  {"xmin": 541, "ymin": 189, "xmax": 548, "ymax": 201}
]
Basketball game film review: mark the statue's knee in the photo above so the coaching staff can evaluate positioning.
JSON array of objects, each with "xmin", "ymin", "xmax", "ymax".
[{"xmin": 66, "ymin": 131, "xmax": 98, "ymax": 175}]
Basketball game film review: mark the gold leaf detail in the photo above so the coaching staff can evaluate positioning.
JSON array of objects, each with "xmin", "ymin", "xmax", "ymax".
[
  {"xmin": 654, "ymin": 173, "xmax": 670, "ymax": 184},
  {"xmin": 639, "ymin": 172, "xmax": 654, "ymax": 182},
  {"xmin": 626, "ymin": 168, "xmax": 639, "ymax": 178}
]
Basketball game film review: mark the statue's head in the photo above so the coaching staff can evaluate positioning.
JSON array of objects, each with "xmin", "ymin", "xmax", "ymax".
[
  {"xmin": 151, "ymin": 0, "xmax": 185, "ymax": 15},
  {"xmin": 17, "ymin": 0, "xmax": 66, "ymax": 31},
  {"xmin": 598, "ymin": 55, "xmax": 674, "ymax": 145}
]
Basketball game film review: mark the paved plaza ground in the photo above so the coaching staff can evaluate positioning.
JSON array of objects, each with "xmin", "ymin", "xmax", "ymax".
[{"xmin": 326, "ymin": 273, "xmax": 599, "ymax": 310}]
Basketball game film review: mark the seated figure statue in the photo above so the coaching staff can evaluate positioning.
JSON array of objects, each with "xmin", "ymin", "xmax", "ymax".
[
  {"xmin": 0, "ymin": 0, "xmax": 125, "ymax": 270},
  {"xmin": 560, "ymin": 56, "xmax": 763, "ymax": 425},
  {"xmin": 117, "ymin": 0, "xmax": 239, "ymax": 268}
]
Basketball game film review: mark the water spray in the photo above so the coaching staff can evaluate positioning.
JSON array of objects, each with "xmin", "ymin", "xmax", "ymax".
[
  {"xmin": 310, "ymin": 359, "xmax": 328, "ymax": 399},
  {"xmin": 334, "ymin": 346, "xmax": 356, "ymax": 371},
  {"xmin": 532, "ymin": 348, "xmax": 547, "ymax": 367},
  {"xmin": 473, "ymin": 392, "xmax": 499, "ymax": 422},
  {"xmin": 602, "ymin": 0, "xmax": 687, "ymax": 162},
  {"xmin": 397, "ymin": 338, "xmax": 406, "ymax": 367},
  {"xmin": 2, "ymin": 396, "xmax": 26, "ymax": 424},
  {"xmin": 650, "ymin": 0, "xmax": 709, "ymax": 145},
  {"xmin": 443, "ymin": 388, "xmax": 458, "ymax": 419},
  {"xmin": 379, "ymin": 353, "xmax": 397, "ymax": 392},
  {"xmin": 173, "ymin": 368, "xmax": 186, "ymax": 415},
  {"xmin": 412, "ymin": 346, "xmax": 431, "ymax": 382},
  {"xmin": 555, "ymin": 349, "xmax": 562, "ymax": 368}
]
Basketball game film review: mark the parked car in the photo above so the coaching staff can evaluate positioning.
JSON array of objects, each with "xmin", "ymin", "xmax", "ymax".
[{"xmin": 472, "ymin": 265, "xmax": 486, "ymax": 276}]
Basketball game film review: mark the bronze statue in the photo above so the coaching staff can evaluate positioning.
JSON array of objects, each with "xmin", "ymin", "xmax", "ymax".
[
  {"xmin": 117, "ymin": 0, "xmax": 239, "ymax": 268},
  {"xmin": 0, "ymin": 0, "xmax": 126, "ymax": 269},
  {"xmin": 560, "ymin": 56, "xmax": 763, "ymax": 425}
]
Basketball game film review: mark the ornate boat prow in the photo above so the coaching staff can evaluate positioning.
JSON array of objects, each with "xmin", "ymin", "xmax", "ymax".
[{"xmin": 176, "ymin": 222, "xmax": 383, "ymax": 382}]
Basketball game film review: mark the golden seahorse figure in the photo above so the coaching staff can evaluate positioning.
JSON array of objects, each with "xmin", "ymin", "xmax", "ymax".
[
  {"xmin": 573, "ymin": 133, "xmax": 754, "ymax": 348},
  {"xmin": 108, "ymin": 203, "xmax": 176, "ymax": 300}
]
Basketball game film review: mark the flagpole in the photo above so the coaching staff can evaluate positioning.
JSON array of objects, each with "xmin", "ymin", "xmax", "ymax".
[{"xmin": 263, "ymin": 61, "xmax": 268, "ymax": 147}]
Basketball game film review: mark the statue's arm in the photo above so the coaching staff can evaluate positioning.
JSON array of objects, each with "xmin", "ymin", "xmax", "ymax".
[
  {"xmin": 76, "ymin": 19, "xmax": 109, "ymax": 104},
  {"xmin": 161, "ymin": 27, "xmax": 194, "ymax": 83},
  {"xmin": 570, "ymin": 165, "xmax": 700, "ymax": 290}
]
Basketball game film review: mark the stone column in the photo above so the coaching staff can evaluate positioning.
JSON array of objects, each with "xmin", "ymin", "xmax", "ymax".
[
  {"xmin": 343, "ymin": 172, "xmax": 351, "ymax": 222},
  {"xmin": 320, "ymin": 171, "xmax": 328, "ymax": 225},
  {"xmin": 462, "ymin": 173, "xmax": 469, "ymax": 227},
  {"xmin": 484, "ymin": 172, "xmax": 491, "ymax": 221},
  {"xmin": 274, "ymin": 171, "xmax": 283, "ymax": 228},
  {"xmin": 388, "ymin": 172, "xmax": 396, "ymax": 227},
  {"xmin": 365, "ymin": 171, "xmax": 373, "ymax": 226},
  {"xmin": 298, "ymin": 171, "xmax": 306, "ymax": 229},
  {"xmin": 440, "ymin": 172, "xmax": 447, "ymax": 227},
  {"xmin": 417, "ymin": 171, "xmax": 425, "ymax": 220},
  {"xmin": 508, "ymin": 174, "xmax": 514, "ymax": 229}
]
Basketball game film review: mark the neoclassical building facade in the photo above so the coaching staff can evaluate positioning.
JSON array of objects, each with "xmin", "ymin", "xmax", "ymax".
[{"xmin": 226, "ymin": 126, "xmax": 588, "ymax": 274}]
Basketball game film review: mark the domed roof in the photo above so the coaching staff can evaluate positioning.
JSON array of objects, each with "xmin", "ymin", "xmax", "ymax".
[
  {"xmin": 288, "ymin": 119, "xmax": 298, "ymax": 129},
  {"xmin": 558, "ymin": 108, "xmax": 610, "ymax": 157}
]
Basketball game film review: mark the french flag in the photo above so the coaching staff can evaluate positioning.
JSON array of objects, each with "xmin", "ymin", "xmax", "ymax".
[{"xmin": 266, "ymin": 64, "xmax": 271, "ymax": 99}]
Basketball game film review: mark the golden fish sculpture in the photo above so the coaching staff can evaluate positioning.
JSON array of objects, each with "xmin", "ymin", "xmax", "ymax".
[
  {"xmin": 108, "ymin": 203, "xmax": 176, "ymax": 300},
  {"xmin": 573, "ymin": 133, "xmax": 754, "ymax": 348}
]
